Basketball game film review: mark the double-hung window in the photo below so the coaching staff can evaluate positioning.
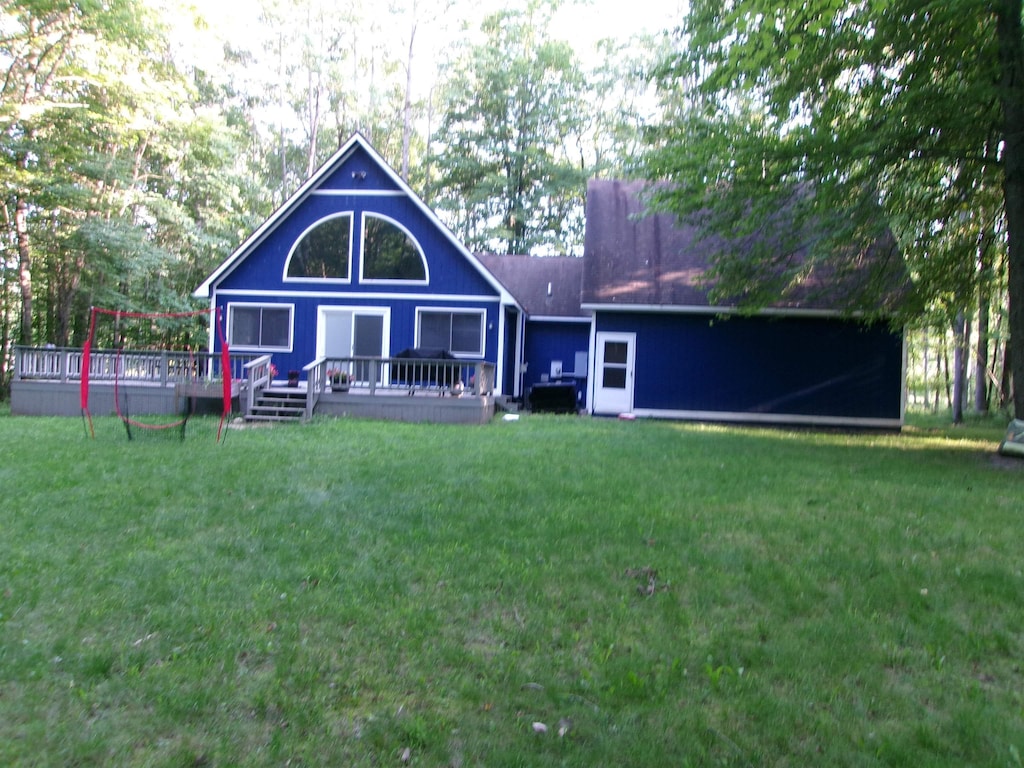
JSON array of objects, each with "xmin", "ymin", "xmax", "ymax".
[
  {"xmin": 417, "ymin": 309, "xmax": 484, "ymax": 356},
  {"xmin": 228, "ymin": 304, "xmax": 292, "ymax": 350}
]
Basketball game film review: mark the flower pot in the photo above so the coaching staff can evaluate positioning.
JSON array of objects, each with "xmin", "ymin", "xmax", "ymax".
[{"xmin": 287, "ymin": 370, "xmax": 300, "ymax": 388}]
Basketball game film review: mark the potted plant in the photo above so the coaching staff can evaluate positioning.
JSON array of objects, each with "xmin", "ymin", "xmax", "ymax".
[
  {"xmin": 287, "ymin": 369, "xmax": 300, "ymax": 387},
  {"xmin": 328, "ymin": 369, "xmax": 350, "ymax": 392}
]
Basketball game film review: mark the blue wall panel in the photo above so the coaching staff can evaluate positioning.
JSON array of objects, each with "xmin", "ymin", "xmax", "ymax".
[
  {"xmin": 215, "ymin": 294, "xmax": 501, "ymax": 378},
  {"xmin": 596, "ymin": 312, "xmax": 903, "ymax": 420},
  {"xmin": 524, "ymin": 320, "xmax": 590, "ymax": 402},
  {"xmin": 316, "ymin": 145, "xmax": 403, "ymax": 192},
  {"xmin": 218, "ymin": 192, "xmax": 497, "ymax": 298}
]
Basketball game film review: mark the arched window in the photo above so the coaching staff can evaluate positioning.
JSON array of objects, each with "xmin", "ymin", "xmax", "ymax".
[
  {"xmin": 287, "ymin": 214, "xmax": 352, "ymax": 280},
  {"xmin": 362, "ymin": 214, "xmax": 427, "ymax": 282}
]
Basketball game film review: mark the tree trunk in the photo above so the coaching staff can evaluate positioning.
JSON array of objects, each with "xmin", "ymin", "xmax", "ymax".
[
  {"xmin": 997, "ymin": 0, "xmax": 1024, "ymax": 419},
  {"xmin": 923, "ymin": 327, "xmax": 931, "ymax": 409},
  {"xmin": 942, "ymin": 331, "xmax": 951, "ymax": 409},
  {"xmin": 952, "ymin": 311, "xmax": 967, "ymax": 424},
  {"xmin": 975, "ymin": 298, "xmax": 990, "ymax": 413},
  {"xmin": 15, "ymin": 198, "xmax": 33, "ymax": 346},
  {"xmin": 401, "ymin": 6, "xmax": 417, "ymax": 181},
  {"xmin": 1002, "ymin": 342, "xmax": 1014, "ymax": 409}
]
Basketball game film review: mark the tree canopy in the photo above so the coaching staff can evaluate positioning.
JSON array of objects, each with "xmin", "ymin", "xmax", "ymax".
[
  {"xmin": 429, "ymin": 6, "xmax": 591, "ymax": 256},
  {"xmin": 643, "ymin": 0, "xmax": 1024, "ymax": 417}
]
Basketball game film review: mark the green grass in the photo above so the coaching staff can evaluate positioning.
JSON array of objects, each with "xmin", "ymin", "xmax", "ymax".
[{"xmin": 1, "ymin": 411, "xmax": 1021, "ymax": 766}]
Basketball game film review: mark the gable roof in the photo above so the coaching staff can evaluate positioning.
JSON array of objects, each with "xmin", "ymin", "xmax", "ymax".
[
  {"xmin": 477, "ymin": 254, "xmax": 585, "ymax": 319},
  {"xmin": 193, "ymin": 133, "xmax": 518, "ymax": 307},
  {"xmin": 581, "ymin": 179, "xmax": 907, "ymax": 314}
]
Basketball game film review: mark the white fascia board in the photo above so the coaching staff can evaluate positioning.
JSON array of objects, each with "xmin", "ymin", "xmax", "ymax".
[
  {"xmin": 211, "ymin": 288, "xmax": 502, "ymax": 304},
  {"xmin": 580, "ymin": 302, "xmax": 851, "ymax": 319},
  {"xmin": 527, "ymin": 315, "xmax": 592, "ymax": 324}
]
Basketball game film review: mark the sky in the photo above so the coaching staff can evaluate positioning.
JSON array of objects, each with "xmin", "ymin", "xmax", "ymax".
[
  {"xmin": 167, "ymin": 0, "xmax": 686, "ymax": 73},
  {"xmin": 156, "ymin": 0, "xmax": 684, "ymax": 144}
]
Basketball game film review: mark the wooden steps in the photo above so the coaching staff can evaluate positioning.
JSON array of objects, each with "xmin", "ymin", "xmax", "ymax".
[{"xmin": 246, "ymin": 388, "xmax": 307, "ymax": 423}]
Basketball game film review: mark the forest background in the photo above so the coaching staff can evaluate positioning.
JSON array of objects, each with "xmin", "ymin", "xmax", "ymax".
[{"xmin": 0, "ymin": 0, "xmax": 1016, "ymax": 421}]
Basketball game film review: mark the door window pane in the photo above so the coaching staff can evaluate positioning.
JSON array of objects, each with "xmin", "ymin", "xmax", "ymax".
[
  {"xmin": 604, "ymin": 341, "xmax": 628, "ymax": 365},
  {"xmin": 353, "ymin": 314, "xmax": 385, "ymax": 382},
  {"xmin": 603, "ymin": 367, "xmax": 627, "ymax": 389}
]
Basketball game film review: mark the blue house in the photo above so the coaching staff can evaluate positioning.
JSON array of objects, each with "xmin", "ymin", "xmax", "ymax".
[
  {"xmin": 11, "ymin": 137, "xmax": 906, "ymax": 428},
  {"xmin": 192, "ymin": 133, "xmax": 523, "ymax": 420},
  {"xmin": 190, "ymin": 140, "xmax": 905, "ymax": 428}
]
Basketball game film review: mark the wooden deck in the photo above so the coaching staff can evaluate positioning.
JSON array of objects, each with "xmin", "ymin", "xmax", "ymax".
[{"xmin": 10, "ymin": 346, "xmax": 496, "ymax": 425}]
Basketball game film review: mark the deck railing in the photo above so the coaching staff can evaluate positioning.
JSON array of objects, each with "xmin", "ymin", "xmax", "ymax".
[
  {"xmin": 309, "ymin": 356, "xmax": 494, "ymax": 399},
  {"xmin": 13, "ymin": 345, "xmax": 265, "ymax": 386}
]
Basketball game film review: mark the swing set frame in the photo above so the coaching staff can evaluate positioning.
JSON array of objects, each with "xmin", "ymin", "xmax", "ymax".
[{"xmin": 80, "ymin": 307, "xmax": 232, "ymax": 442}]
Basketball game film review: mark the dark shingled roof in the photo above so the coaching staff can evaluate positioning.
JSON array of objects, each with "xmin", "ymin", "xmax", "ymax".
[
  {"xmin": 477, "ymin": 254, "xmax": 585, "ymax": 318},
  {"xmin": 581, "ymin": 179, "xmax": 907, "ymax": 312}
]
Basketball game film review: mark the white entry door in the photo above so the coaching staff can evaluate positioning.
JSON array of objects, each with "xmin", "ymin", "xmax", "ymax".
[{"xmin": 593, "ymin": 332, "xmax": 635, "ymax": 415}]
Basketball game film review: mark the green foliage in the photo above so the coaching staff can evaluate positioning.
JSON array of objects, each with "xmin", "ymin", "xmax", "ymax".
[
  {"xmin": 0, "ymin": 0, "xmax": 261, "ymax": 350},
  {"xmin": 0, "ymin": 413, "xmax": 1021, "ymax": 765},
  {"xmin": 430, "ymin": 5, "xmax": 590, "ymax": 255},
  {"xmin": 643, "ymin": 1, "xmax": 1006, "ymax": 322}
]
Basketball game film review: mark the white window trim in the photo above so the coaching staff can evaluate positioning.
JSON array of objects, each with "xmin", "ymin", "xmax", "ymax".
[
  {"xmin": 283, "ymin": 212, "xmax": 354, "ymax": 285},
  {"xmin": 227, "ymin": 302, "xmax": 294, "ymax": 352},
  {"xmin": 358, "ymin": 212, "xmax": 430, "ymax": 286},
  {"xmin": 415, "ymin": 307, "xmax": 486, "ymax": 357}
]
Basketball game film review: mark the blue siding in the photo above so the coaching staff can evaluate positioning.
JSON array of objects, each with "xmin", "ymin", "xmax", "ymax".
[
  {"xmin": 218, "ymin": 193, "xmax": 497, "ymax": 298},
  {"xmin": 214, "ymin": 295, "xmax": 502, "ymax": 378},
  {"xmin": 316, "ymin": 144, "xmax": 403, "ymax": 192},
  {"xmin": 524, "ymin": 319, "xmax": 590, "ymax": 402},
  {"xmin": 596, "ymin": 312, "xmax": 903, "ymax": 421}
]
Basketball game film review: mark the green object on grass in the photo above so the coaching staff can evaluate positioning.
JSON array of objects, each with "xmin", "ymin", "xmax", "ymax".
[{"xmin": 998, "ymin": 419, "xmax": 1024, "ymax": 457}]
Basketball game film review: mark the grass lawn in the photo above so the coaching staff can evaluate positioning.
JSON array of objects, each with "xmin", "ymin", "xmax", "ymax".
[{"xmin": 1, "ymin": 410, "xmax": 1021, "ymax": 766}]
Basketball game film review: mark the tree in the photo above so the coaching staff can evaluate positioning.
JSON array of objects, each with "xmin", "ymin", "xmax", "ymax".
[
  {"xmin": 430, "ymin": 4, "xmax": 590, "ymax": 255},
  {"xmin": 1, "ymin": 0, "xmax": 157, "ymax": 352},
  {"xmin": 1, "ymin": 0, "xmax": 258, "ymax": 359},
  {"xmin": 643, "ymin": 0, "xmax": 1024, "ymax": 418}
]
